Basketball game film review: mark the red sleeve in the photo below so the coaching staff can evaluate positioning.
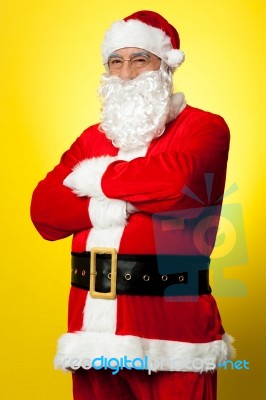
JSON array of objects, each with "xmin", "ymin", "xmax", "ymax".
[
  {"xmin": 31, "ymin": 132, "xmax": 92, "ymax": 241},
  {"xmin": 101, "ymin": 114, "xmax": 230, "ymax": 213}
]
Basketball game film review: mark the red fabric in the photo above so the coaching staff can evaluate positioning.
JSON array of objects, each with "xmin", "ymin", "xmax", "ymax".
[
  {"xmin": 31, "ymin": 105, "xmax": 230, "ymax": 397},
  {"xmin": 68, "ymin": 286, "xmax": 225, "ymax": 343},
  {"xmin": 68, "ymin": 286, "xmax": 88, "ymax": 332},
  {"xmin": 72, "ymin": 368, "xmax": 217, "ymax": 400},
  {"xmin": 31, "ymin": 105, "xmax": 230, "ymax": 345},
  {"xmin": 124, "ymin": 10, "xmax": 181, "ymax": 50},
  {"xmin": 30, "ymin": 124, "xmax": 117, "ymax": 241},
  {"xmin": 31, "ymin": 106, "xmax": 230, "ymax": 253},
  {"xmin": 115, "ymin": 293, "xmax": 224, "ymax": 342},
  {"xmin": 101, "ymin": 108, "xmax": 229, "ymax": 213}
]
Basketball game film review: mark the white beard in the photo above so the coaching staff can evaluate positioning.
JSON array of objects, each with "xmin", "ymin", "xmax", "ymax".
[{"xmin": 98, "ymin": 70, "xmax": 173, "ymax": 150}]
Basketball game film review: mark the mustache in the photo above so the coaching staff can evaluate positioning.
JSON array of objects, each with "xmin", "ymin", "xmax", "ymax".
[{"xmin": 98, "ymin": 70, "xmax": 163, "ymax": 98}]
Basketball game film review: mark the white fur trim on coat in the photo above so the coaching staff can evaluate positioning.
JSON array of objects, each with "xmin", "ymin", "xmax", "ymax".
[
  {"xmin": 63, "ymin": 156, "xmax": 115, "ymax": 197},
  {"xmin": 167, "ymin": 92, "xmax": 186, "ymax": 123},
  {"xmin": 86, "ymin": 226, "xmax": 125, "ymax": 251},
  {"xmin": 84, "ymin": 146, "xmax": 148, "ymax": 250},
  {"xmin": 117, "ymin": 146, "xmax": 149, "ymax": 161},
  {"xmin": 222, "ymin": 332, "xmax": 236, "ymax": 359},
  {"xmin": 82, "ymin": 297, "xmax": 117, "ymax": 333},
  {"xmin": 102, "ymin": 19, "xmax": 185, "ymax": 69},
  {"xmin": 54, "ymin": 332, "xmax": 234, "ymax": 373}
]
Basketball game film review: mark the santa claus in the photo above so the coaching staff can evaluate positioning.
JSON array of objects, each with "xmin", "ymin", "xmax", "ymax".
[{"xmin": 31, "ymin": 10, "xmax": 233, "ymax": 400}]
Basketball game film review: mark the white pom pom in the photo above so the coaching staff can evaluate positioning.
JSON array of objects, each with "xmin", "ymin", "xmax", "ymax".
[{"xmin": 166, "ymin": 49, "xmax": 185, "ymax": 69}]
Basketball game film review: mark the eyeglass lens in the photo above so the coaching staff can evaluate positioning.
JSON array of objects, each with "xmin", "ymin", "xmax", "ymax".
[{"xmin": 108, "ymin": 55, "xmax": 151, "ymax": 71}]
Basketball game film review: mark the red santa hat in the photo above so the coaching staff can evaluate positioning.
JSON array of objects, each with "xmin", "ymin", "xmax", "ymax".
[{"xmin": 101, "ymin": 10, "xmax": 185, "ymax": 69}]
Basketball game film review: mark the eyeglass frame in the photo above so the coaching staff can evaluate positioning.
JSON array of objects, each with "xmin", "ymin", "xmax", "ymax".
[{"xmin": 104, "ymin": 51, "xmax": 159, "ymax": 72}]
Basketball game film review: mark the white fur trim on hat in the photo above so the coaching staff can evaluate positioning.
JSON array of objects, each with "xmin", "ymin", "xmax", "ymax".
[{"xmin": 102, "ymin": 19, "xmax": 185, "ymax": 69}]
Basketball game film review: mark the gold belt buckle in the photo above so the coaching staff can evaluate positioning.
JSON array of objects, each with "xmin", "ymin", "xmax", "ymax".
[{"xmin": 90, "ymin": 247, "xmax": 117, "ymax": 299}]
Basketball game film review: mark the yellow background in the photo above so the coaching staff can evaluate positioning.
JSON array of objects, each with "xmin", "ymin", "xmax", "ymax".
[{"xmin": 1, "ymin": 0, "xmax": 265, "ymax": 398}]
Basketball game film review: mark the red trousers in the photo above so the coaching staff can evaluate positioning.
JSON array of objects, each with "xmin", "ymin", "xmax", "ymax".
[{"xmin": 72, "ymin": 368, "xmax": 217, "ymax": 400}]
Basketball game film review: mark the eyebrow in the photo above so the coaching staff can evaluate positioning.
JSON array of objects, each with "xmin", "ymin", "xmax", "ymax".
[{"xmin": 108, "ymin": 50, "xmax": 151, "ymax": 59}]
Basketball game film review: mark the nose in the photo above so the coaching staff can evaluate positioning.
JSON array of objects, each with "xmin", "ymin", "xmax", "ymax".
[{"xmin": 118, "ymin": 61, "xmax": 134, "ymax": 81}]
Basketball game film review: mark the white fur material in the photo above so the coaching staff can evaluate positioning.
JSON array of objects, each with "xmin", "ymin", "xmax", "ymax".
[
  {"xmin": 102, "ymin": 19, "xmax": 185, "ymax": 69},
  {"xmin": 86, "ymin": 226, "xmax": 125, "ymax": 251},
  {"xmin": 84, "ymin": 226, "xmax": 124, "ymax": 335},
  {"xmin": 89, "ymin": 197, "xmax": 127, "ymax": 229},
  {"xmin": 85, "ymin": 146, "xmax": 148, "ymax": 228},
  {"xmin": 167, "ymin": 92, "xmax": 186, "ymax": 123},
  {"xmin": 166, "ymin": 49, "xmax": 185, "ymax": 68},
  {"xmin": 82, "ymin": 296, "xmax": 117, "ymax": 333},
  {"xmin": 222, "ymin": 332, "xmax": 236, "ymax": 359},
  {"xmin": 56, "ymin": 144, "xmax": 235, "ymax": 376},
  {"xmin": 84, "ymin": 145, "xmax": 148, "ymax": 252},
  {"xmin": 63, "ymin": 156, "xmax": 115, "ymax": 197},
  {"xmin": 117, "ymin": 146, "xmax": 148, "ymax": 161},
  {"xmin": 83, "ymin": 145, "xmax": 149, "ymax": 334},
  {"xmin": 54, "ymin": 332, "xmax": 235, "ymax": 372}
]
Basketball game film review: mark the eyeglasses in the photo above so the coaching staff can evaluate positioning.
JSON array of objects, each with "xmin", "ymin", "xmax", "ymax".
[{"xmin": 106, "ymin": 54, "xmax": 152, "ymax": 72}]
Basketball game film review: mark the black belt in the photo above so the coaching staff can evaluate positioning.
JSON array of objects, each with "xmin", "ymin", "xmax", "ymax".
[{"xmin": 71, "ymin": 250, "xmax": 211, "ymax": 297}]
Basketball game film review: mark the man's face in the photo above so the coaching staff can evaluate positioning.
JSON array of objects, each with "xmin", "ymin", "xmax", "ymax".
[
  {"xmin": 106, "ymin": 47, "xmax": 161, "ymax": 80},
  {"xmin": 99, "ymin": 51, "xmax": 172, "ymax": 150}
]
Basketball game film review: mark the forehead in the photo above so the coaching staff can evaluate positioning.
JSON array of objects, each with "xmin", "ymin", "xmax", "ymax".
[{"xmin": 108, "ymin": 47, "xmax": 151, "ymax": 58}]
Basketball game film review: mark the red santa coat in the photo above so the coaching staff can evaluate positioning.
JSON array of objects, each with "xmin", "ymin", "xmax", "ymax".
[{"xmin": 31, "ymin": 104, "xmax": 233, "ymax": 372}]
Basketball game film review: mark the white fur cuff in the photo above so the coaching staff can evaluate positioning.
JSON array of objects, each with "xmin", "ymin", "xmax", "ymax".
[
  {"xmin": 63, "ymin": 156, "xmax": 115, "ymax": 197},
  {"xmin": 89, "ymin": 197, "xmax": 127, "ymax": 228}
]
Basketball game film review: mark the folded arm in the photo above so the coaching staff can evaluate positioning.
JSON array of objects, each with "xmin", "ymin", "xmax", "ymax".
[
  {"xmin": 101, "ymin": 114, "xmax": 230, "ymax": 214},
  {"xmin": 30, "ymin": 134, "xmax": 94, "ymax": 240},
  {"xmin": 58, "ymin": 113, "xmax": 230, "ymax": 229}
]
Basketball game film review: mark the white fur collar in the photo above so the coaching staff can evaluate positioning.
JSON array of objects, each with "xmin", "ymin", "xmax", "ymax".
[{"xmin": 167, "ymin": 92, "xmax": 186, "ymax": 123}]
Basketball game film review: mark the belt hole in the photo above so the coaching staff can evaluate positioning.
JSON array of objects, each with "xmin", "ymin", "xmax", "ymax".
[
  {"xmin": 107, "ymin": 273, "xmax": 112, "ymax": 280},
  {"xmin": 82, "ymin": 270, "xmax": 86, "ymax": 276},
  {"xmin": 178, "ymin": 275, "xmax": 185, "ymax": 282},
  {"xmin": 162, "ymin": 275, "xmax": 168, "ymax": 281},
  {"xmin": 125, "ymin": 273, "xmax": 131, "ymax": 281},
  {"xmin": 143, "ymin": 275, "xmax": 150, "ymax": 282}
]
